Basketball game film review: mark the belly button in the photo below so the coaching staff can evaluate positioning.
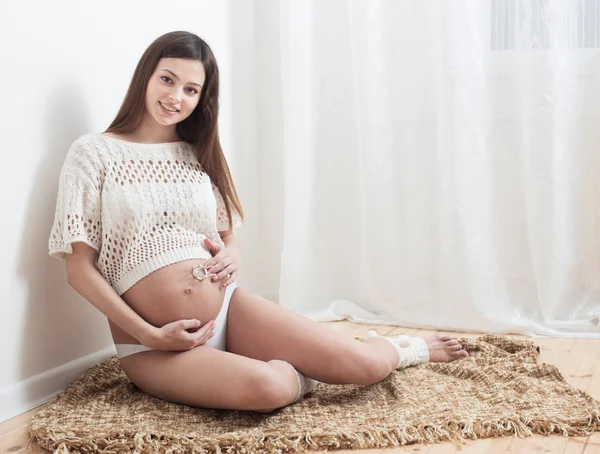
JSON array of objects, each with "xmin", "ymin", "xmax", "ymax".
[{"xmin": 184, "ymin": 287, "xmax": 193, "ymax": 295}]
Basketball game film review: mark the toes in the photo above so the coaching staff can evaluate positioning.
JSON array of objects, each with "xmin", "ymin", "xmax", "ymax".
[
  {"xmin": 455, "ymin": 349, "xmax": 469, "ymax": 358},
  {"xmin": 442, "ymin": 339, "xmax": 463, "ymax": 350},
  {"xmin": 438, "ymin": 335, "xmax": 452, "ymax": 342}
]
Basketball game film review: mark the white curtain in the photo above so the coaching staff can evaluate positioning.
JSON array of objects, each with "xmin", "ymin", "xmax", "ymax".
[{"xmin": 273, "ymin": 0, "xmax": 600, "ymax": 336}]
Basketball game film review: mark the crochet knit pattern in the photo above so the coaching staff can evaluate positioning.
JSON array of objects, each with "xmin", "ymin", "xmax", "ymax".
[{"xmin": 48, "ymin": 134, "xmax": 241, "ymax": 294}]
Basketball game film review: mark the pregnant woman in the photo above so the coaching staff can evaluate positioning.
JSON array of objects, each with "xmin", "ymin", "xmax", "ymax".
[{"xmin": 49, "ymin": 30, "xmax": 468, "ymax": 413}]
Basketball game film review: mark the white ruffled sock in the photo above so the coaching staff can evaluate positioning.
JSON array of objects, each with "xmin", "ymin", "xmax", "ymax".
[
  {"xmin": 366, "ymin": 330, "xmax": 430, "ymax": 369},
  {"xmin": 292, "ymin": 368, "xmax": 320, "ymax": 402}
]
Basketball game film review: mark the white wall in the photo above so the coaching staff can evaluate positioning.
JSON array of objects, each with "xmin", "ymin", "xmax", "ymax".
[
  {"xmin": 254, "ymin": 1, "xmax": 286, "ymax": 300},
  {"xmin": 0, "ymin": 0, "xmax": 261, "ymax": 421}
]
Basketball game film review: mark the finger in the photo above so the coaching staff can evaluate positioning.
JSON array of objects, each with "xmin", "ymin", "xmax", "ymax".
[
  {"xmin": 194, "ymin": 322, "xmax": 216, "ymax": 345},
  {"xmin": 192, "ymin": 323, "xmax": 213, "ymax": 341},
  {"xmin": 198, "ymin": 330, "xmax": 215, "ymax": 345},
  {"xmin": 196, "ymin": 334, "xmax": 214, "ymax": 347},
  {"xmin": 210, "ymin": 258, "xmax": 227, "ymax": 274},
  {"xmin": 180, "ymin": 319, "xmax": 202, "ymax": 331},
  {"xmin": 215, "ymin": 251, "xmax": 230, "ymax": 261},
  {"xmin": 211, "ymin": 258, "xmax": 233, "ymax": 280},
  {"xmin": 199, "ymin": 320, "xmax": 216, "ymax": 333},
  {"xmin": 224, "ymin": 270, "xmax": 238, "ymax": 287},
  {"xmin": 215, "ymin": 258, "xmax": 234, "ymax": 277},
  {"xmin": 209, "ymin": 262, "xmax": 224, "ymax": 281},
  {"xmin": 205, "ymin": 252, "xmax": 226, "ymax": 268},
  {"xmin": 203, "ymin": 238, "xmax": 221, "ymax": 255},
  {"xmin": 198, "ymin": 323, "xmax": 215, "ymax": 337},
  {"xmin": 217, "ymin": 264, "xmax": 234, "ymax": 280}
]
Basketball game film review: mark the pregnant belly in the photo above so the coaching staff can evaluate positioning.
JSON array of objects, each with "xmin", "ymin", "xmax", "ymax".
[{"xmin": 109, "ymin": 259, "xmax": 226, "ymax": 345}]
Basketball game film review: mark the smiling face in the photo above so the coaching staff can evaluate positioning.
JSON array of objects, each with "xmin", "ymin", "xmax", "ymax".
[{"xmin": 144, "ymin": 57, "xmax": 206, "ymax": 127}]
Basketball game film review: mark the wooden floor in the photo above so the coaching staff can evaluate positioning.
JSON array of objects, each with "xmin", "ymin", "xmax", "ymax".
[{"xmin": 2, "ymin": 322, "xmax": 599, "ymax": 453}]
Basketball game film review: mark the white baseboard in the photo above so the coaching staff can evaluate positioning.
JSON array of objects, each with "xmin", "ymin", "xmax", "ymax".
[{"xmin": 0, "ymin": 345, "xmax": 116, "ymax": 423}]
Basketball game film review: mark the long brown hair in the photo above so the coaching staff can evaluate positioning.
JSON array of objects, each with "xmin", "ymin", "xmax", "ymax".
[{"xmin": 105, "ymin": 30, "xmax": 243, "ymax": 229}]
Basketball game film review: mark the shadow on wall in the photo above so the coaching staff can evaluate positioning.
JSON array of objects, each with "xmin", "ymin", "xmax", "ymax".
[
  {"xmin": 17, "ymin": 83, "xmax": 113, "ymax": 395},
  {"xmin": 224, "ymin": 0, "xmax": 261, "ymax": 293},
  {"xmin": 227, "ymin": 0, "xmax": 285, "ymax": 299}
]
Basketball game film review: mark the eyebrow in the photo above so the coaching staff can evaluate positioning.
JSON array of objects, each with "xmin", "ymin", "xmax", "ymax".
[{"xmin": 159, "ymin": 69, "xmax": 203, "ymax": 88}]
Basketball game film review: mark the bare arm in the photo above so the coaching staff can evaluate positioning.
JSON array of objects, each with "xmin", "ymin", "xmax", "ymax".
[
  {"xmin": 65, "ymin": 242, "xmax": 214, "ymax": 350},
  {"xmin": 65, "ymin": 242, "xmax": 158, "ymax": 344}
]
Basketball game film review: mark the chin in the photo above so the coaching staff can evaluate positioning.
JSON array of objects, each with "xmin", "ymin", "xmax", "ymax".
[{"xmin": 153, "ymin": 114, "xmax": 179, "ymax": 126}]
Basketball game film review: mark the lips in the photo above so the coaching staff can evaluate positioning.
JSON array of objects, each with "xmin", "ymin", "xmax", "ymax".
[{"xmin": 159, "ymin": 101, "xmax": 179, "ymax": 113}]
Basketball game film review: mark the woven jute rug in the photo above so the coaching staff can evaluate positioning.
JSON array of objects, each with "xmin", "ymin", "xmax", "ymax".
[{"xmin": 30, "ymin": 335, "xmax": 600, "ymax": 453}]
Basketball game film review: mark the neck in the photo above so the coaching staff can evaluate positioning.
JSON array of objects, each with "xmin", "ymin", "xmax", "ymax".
[{"xmin": 131, "ymin": 112, "xmax": 181, "ymax": 144}]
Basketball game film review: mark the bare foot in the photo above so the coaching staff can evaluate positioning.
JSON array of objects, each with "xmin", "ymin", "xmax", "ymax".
[{"xmin": 424, "ymin": 335, "xmax": 469, "ymax": 362}]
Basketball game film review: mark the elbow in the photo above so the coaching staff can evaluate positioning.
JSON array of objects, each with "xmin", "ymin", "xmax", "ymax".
[
  {"xmin": 64, "ymin": 242, "xmax": 99, "ymax": 288},
  {"xmin": 65, "ymin": 263, "xmax": 80, "ymax": 288},
  {"xmin": 65, "ymin": 259, "xmax": 92, "ymax": 289}
]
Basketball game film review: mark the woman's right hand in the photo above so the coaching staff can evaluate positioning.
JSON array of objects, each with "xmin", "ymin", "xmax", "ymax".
[{"xmin": 142, "ymin": 319, "xmax": 216, "ymax": 351}]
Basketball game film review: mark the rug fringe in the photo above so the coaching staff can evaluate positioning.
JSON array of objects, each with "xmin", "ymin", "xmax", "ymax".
[{"xmin": 31, "ymin": 413, "xmax": 600, "ymax": 454}]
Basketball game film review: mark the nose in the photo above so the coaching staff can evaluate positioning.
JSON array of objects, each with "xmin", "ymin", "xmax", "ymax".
[{"xmin": 168, "ymin": 88, "xmax": 183, "ymax": 104}]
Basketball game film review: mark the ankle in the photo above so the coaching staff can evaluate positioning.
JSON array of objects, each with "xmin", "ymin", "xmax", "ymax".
[
  {"xmin": 277, "ymin": 361, "xmax": 319, "ymax": 404},
  {"xmin": 293, "ymin": 368, "xmax": 319, "ymax": 402},
  {"xmin": 366, "ymin": 331, "xmax": 430, "ymax": 369}
]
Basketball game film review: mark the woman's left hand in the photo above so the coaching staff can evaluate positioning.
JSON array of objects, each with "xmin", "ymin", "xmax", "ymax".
[{"xmin": 203, "ymin": 238, "xmax": 239, "ymax": 287}]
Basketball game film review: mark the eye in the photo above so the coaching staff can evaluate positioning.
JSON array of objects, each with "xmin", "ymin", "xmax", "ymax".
[
  {"xmin": 160, "ymin": 76, "xmax": 172, "ymax": 83},
  {"xmin": 186, "ymin": 87, "xmax": 199, "ymax": 95}
]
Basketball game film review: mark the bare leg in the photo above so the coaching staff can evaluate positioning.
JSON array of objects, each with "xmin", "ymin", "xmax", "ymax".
[
  {"xmin": 226, "ymin": 287, "xmax": 468, "ymax": 385},
  {"xmin": 119, "ymin": 346, "xmax": 302, "ymax": 412}
]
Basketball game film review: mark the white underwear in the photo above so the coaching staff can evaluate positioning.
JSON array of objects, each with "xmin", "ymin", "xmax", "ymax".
[{"xmin": 115, "ymin": 282, "xmax": 238, "ymax": 358}]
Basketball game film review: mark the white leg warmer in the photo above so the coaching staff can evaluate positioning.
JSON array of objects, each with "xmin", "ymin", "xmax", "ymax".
[
  {"xmin": 292, "ymin": 368, "xmax": 320, "ymax": 402},
  {"xmin": 367, "ymin": 330, "xmax": 430, "ymax": 369}
]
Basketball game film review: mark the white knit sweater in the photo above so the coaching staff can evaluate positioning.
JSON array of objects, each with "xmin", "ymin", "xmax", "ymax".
[{"xmin": 48, "ymin": 133, "xmax": 242, "ymax": 295}]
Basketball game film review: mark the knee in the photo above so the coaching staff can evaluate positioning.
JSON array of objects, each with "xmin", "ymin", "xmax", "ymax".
[
  {"xmin": 352, "ymin": 352, "xmax": 392, "ymax": 385},
  {"xmin": 245, "ymin": 360, "xmax": 298, "ymax": 412}
]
